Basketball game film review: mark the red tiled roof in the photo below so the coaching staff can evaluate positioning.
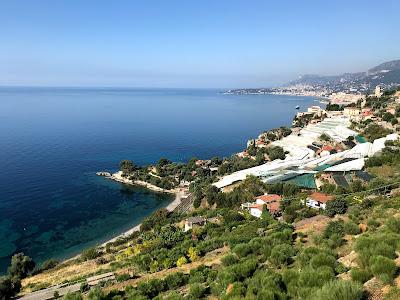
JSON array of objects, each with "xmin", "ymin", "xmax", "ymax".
[
  {"xmin": 321, "ymin": 145, "xmax": 333, "ymax": 152},
  {"xmin": 249, "ymin": 204, "xmax": 264, "ymax": 210},
  {"xmin": 308, "ymin": 192, "xmax": 333, "ymax": 203},
  {"xmin": 255, "ymin": 194, "xmax": 282, "ymax": 203},
  {"xmin": 267, "ymin": 201, "xmax": 281, "ymax": 213}
]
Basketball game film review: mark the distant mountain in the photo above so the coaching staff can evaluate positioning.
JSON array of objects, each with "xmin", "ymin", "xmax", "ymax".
[{"xmin": 288, "ymin": 59, "xmax": 400, "ymax": 90}]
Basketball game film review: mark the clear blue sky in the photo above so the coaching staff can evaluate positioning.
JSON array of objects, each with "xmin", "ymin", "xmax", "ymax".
[{"xmin": 0, "ymin": 0, "xmax": 399, "ymax": 88}]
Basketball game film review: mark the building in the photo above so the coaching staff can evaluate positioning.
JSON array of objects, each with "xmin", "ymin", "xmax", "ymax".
[
  {"xmin": 184, "ymin": 216, "xmax": 207, "ymax": 232},
  {"xmin": 305, "ymin": 192, "xmax": 333, "ymax": 210},
  {"xmin": 241, "ymin": 194, "xmax": 282, "ymax": 218},
  {"xmin": 375, "ymin": 85, "xmax": 382, "ymax": 98},
  {"xmin": 307, "ymin": 105, "xmax": 323, "ymax": 116},
  {"xmin": 343, "ymin": 107, "xmax": 361, "ymax": 117}
]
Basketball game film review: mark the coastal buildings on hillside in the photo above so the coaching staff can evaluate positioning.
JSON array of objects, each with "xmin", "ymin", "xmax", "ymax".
[{"xmin": 213, "ymin": 100, "xmax": 399, "ymax": 192}]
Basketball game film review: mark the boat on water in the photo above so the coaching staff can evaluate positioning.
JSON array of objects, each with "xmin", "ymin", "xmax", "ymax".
[{"xmin": 295, "ymin": 105, "xmax": 300, "ymax": 109}]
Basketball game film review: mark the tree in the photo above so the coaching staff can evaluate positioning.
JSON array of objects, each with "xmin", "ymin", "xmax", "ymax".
[
  {"xmin": 0, "ymin": 276, "xmax": 20, "ymax": 300},
  {"xmin": 176, "ymin": 257, "xmax": 188, "ymax": 267},
  {"xmin": 189, "ymin": 283, "xmax": 206, "ymax": 299},
  {"xmin": 269, "ymin": 244, "xmax": 294, "ymax": 267},
  {"xmin": 8, "ymin": 253, "xmax": 35, "ymax": 279},
  {"xmin": 266, "ymin": 146, "xmax": 286, "ymax": 161},
  {"xmin": 188, "ymin": 247, "xmax": 199, "ymax": 262},
  {"xmin": 119, "ymin": 160, "xmax": 136, "ymax": 174},
  {"xmin": 325, "ymin": 198, "xmax": 348, "ymax": 217}
]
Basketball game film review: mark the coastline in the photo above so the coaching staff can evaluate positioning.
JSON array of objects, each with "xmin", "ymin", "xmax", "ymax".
[
  {"xmin": 97, "ymin": 171, "xmax": 186, "ymax": 246},
  {"xmin": 102, "ymin": 171, "xmax": 178, "ymax": 194},
  {"xmin": 100, "ymin": 189, "xmax": 186, "ymax": 246}
]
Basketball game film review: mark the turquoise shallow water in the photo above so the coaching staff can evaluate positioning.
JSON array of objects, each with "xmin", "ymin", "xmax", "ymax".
[{"xmin": 0, "ymin": 87, "xmax": 318, "ymax": 272}]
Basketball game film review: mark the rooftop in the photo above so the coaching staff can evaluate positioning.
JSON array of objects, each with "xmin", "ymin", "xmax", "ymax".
[{"xmin": 308, "ymin": 192, "xmax": 334, "ymax": 203}]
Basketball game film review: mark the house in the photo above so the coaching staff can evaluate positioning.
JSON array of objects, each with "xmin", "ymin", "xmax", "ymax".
[
  {"xmin": 241, "ymin": 194, "xmax": 282, "ymax": 218},
  {"xmin": 184, "ymin": 216, "xmax": 207, "ymax": 232},
  {"xmin": 317, "ymin": 145, "xmax": 334, "ymax": 157},
  {"xmin": 305, "ymin": 192, "xmax": 333, "ymax": 210},
  {"xmin": 343, "ymin": 107, "xmax": 361, "ymax": 117}
]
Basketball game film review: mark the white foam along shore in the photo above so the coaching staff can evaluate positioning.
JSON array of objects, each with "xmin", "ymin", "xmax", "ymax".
[{"xmin": 97, "ymin": 171, "xmax": 187, "ymax": 246}]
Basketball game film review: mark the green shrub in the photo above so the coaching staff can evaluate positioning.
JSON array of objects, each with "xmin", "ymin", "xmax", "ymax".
[
  {"xmin": 137, "ymin": 279, "xmax": 165, "ymax": 299},
  {"xmin": 344, "ymin": 221, "xmax": 361, "ymax": 235},
  {"xmin": 269, "ymin": 244, "xmax": 295, "ymax": 267},
  {"xmin": 325, "ymin": 198, "xmax": 348, "ymax": 217},
  {"xmin": 188, "ymin": 283, "xmax": 206, "ymax": 299},
  {"xmin": 370, "ymin": 255, "xmax": 397, "ymax": 284},
  {"xmin": 309, "ymin": 280, "xmax": 363, "ymax": 300},
  {"xmin": 324, "ymin": 220, "xmax": 344, "ymax": 238},
  {"xmin": 350, "ymin": 268, "xmax": 372, "ymax": 283},
  {"xmin": 62, "ymin": 292, "xmax": 83, "ymax": 300},
  {"xmin": 386, "ymin": 218, "xmax": 400, "ymax": 233},
  {"xmin": 164, "ymin": 272, "xmax": 187, "ymax": 290},
  {"xmin": 309, "ymin": 253, "xmax": 336, "ymax": 270},
  {"xmin": 221, "ymin": 254, "xmax": 238, "ymax": 266},
  {"xmin": 232, "ymin": 243, "xmax": 252, "ymax": 258},
  {"xmin": 80, "ymin": 247, "xmax": 99, "ymax": 261}
]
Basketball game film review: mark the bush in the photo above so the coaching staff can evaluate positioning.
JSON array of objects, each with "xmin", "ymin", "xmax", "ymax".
[
  {"xmin": 344, "ymin": 221, "xmax": 361, "ymax": 235},
  {"xmin": 164, "ymin": 272, "xmax": 187, "ymax": 290},
  {"xmin": 80, "ymin": 247, "xmax": 99, "ymax": 261},
  {"xmin": 0, "ymin": 276, "xmax": 20, "ymax": 299},
  {"xmin": 370, "ymin": 255, "xmax": 397, "ymax": 284},
  {"xmin": 232, "ymin": 243, "xmax": 252, "ymax": 258},
  {"xmin": 87, "ymin": 287, "xmax": 106, "ymax": 300},
  {"xmin": 137, "ymin": 279, "xmax": 165, "ymax": 299},
  {"xmin": 309, "ymin": 253, "xmax": 336, "ymax": 270},
  {"xmin": 40, "ymin": 259, "xmax": 59, "ymax": 271},
  {"xmin": 324, "ymin": 220, "xmax": 344, "ymax": 238},
  {"xmin": 309, "ymin": 280, "xmax": 363, "ymax": 300},
  {"xmin": 221, "ymin": 254, "xmax": 238, "ymax": 266},
  {"xmin": 269, "ymin": 244, "xmax": 294, "ymax": 267},
  {"xmin": 350, "ymin": 268, "xmax": 372, "ymax": 283},
  {"xmin": 325, "ymin": 198, "xmax": 348, "ymax": 217},
  {"xmin": 386, "ymin": 218, "xmax": 400, "ymax": 233},
  {"xmin": 8, "ymin": 253, "xmax": 35, "ymax": 279},
  {"xmin": 176, "ymin": 256, "xmax": 188, "ymax": 267},
  {"xmin": 62, "ymin": 292, "xmax": 83, "ymax": 300},
  {"xmin": 188, "ymin": 283, "xmax": 206, "ymax": 299}
]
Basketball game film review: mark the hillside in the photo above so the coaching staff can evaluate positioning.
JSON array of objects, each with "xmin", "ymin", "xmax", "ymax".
[{"xmin": 288, "ymin": 59, "xmax": 400, "ymax": 91}]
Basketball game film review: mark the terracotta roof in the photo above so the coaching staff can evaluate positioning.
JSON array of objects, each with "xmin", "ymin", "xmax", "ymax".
[
  {"xmin": 321, "ymin": 145, "xmax": 333, "ymax": 152},
  {"xmin": 255, "ymin": 194, "xmax": 282, "ymax": 203},
  {"xmin": 267, "ymin": 201, "xmax": 281, "ymax": 213},
  {"xmin": 308, "ymin": 192, "xmax": 334, "ymax": 203},
  {"xmin": 249, "ymin": 204, "xmax": 264, "ymax": 209}
]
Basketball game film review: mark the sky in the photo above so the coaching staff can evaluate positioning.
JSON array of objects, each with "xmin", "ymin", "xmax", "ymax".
[{"xmin": 0, "ymin": 0, "xmax": 399, "ymax": 88}]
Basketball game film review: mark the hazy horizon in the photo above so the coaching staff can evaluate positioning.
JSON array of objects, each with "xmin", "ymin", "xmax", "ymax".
[{"xmin": 1, "ymin": 0, "xmax": 399, "ymax": 88}]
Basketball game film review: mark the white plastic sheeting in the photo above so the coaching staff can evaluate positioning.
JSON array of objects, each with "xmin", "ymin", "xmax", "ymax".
[{"xmin": 325, "ymin": 158, "xmax": 365, "ymax": 172}]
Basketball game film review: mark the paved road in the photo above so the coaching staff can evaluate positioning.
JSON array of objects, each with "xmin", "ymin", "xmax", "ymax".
[{"xmin": 19, "ymin": 282, "xmax": 81, "ymax": 300}]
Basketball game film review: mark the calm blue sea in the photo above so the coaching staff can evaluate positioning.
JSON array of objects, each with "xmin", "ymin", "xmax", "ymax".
[{"xmin": 0, "ymin": 87, "xmax": 318, "ymax": 272}]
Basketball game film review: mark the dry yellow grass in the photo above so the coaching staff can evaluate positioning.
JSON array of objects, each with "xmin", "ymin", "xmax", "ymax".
[{"xmin": 21, "ymin": 260, "xmax": 110, "ymax": 293}]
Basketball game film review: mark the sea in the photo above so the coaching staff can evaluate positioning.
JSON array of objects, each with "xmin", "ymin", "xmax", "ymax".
[{"xmin": 0, "ymin": 87, "xmax": 318, "ymax": 272}]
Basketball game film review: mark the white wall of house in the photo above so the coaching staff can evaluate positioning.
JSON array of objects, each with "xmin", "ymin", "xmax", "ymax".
[
  {"xmin": 306, "ymin": 199, "xmax": 326, "ymax": 210},
  {"xmin": 250, "ymin": 208, "xmax": 262, "ymax": 218},
  {"xmin": 255, "ymin": 199, "xmax": 266, "ymax": 205}
]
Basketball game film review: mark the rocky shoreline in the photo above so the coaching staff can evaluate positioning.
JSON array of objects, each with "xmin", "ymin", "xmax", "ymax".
[{"xmin": 96, "ymin": 171, "xmax": 178, "ymax": 194}]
